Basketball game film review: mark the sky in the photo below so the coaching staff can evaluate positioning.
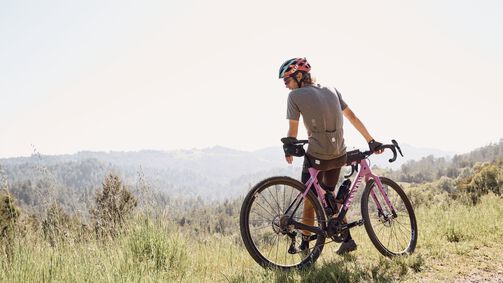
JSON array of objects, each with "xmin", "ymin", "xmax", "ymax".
[{"xmin": 1, "ymin": 0, "xmax": 502, "ymax": 158}]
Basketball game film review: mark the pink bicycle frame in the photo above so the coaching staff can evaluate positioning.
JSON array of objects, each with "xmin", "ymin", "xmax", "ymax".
[{"xmin": 299, "ymin": 158, "xmax": 397, "ymax": 217}]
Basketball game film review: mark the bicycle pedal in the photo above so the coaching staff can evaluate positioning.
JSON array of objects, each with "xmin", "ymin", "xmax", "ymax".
[{"xmin": 288, "ymin": 245, "xmax": 297, "ymax": 254}]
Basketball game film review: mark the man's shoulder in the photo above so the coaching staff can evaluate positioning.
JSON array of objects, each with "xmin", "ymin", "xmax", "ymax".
[{"xmin": 290, "ymin": 85, "xmax": 321, "ymax": 95}]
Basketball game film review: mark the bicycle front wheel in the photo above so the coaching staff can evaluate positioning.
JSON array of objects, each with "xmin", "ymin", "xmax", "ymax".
[
  {"xmin": 240, "ymin": 176, "xmax": 326, "ymax": 270},
  {"xmin": 361, "ymin": 177, "xmax": 417, "ymax": 257}
]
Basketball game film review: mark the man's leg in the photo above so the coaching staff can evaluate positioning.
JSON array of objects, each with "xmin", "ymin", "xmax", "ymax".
[
  {"xmin": 299, "ymin": 157, "xmax": 314, "ymax": 251},
  {"xmin": 323, "ymin": 168, "xmax": 357, "ymax": 255}
]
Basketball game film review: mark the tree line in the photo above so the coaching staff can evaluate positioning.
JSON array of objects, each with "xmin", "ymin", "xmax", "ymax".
[{"xmin": 385, "ymin": 139, "xmax": 502, "ymax": 184}]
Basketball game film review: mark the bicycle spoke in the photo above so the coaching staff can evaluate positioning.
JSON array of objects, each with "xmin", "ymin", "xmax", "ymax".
[
  {"xmin": 268, "ymin": 186, "xmax": 282, "ymax": 215},
  {"xmin": 248, "ymin": 224, "xmax": 272, "ymax": 232},
  {"xmin": 253, "ymin": 199, "xmax": 277, "ymax": 219},
  {"xmin": 248, "ymin": 220, "xmax": 271, "ymax": 232},
  {"xmin": 393, "ymin": 220, "xmax": 412, "ymax": 247},
  {"xmin": 391, "ymin": 225, "xmax": 401, "ymax": 251},
  {"xmin": 393, "ymin": 219, "xmax": 410, "ymax": 235},
  {"xmin": 376, "ymin": 222, "xmax": 386, "ymax": 235},
  {"xmin": 394, "ymin": 218, "xmax": 412, "ymax": 232},
  {"xmin": 275, "ymin": 233, "xmax": 280, "ymax": 264},
  {"xmin": 283, "ymin": 185, "xmax": 286, "ymax": 215},
  {"xmin": 276, "ymin": 186, "xmax": 285, "ymax": 213},
  {"xmin": 250, "ymin": 207, "xmax": 274, "ymax": 222},
  {"xmin": 258, "ymin": 191, "xmax": 279, "ymax": 217},
  {"xmin": 288, "ymin": 187, "xmax": 295, "ymax": 213}
]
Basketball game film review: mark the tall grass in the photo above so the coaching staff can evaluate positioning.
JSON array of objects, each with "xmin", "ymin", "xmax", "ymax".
[{"xmin": 0, "ymin": 194, "xmax": 502, "ymax": 282}]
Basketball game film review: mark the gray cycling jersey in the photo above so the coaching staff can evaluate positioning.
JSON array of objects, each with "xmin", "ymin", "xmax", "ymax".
[{"xmin": 286, "ymin": 84, "xmax": 348, "ymax": 160}]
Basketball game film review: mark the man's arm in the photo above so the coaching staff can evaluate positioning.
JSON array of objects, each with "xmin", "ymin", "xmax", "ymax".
[
  {"xmin": 343, "ymin": 107, "xmax": 374, "ymax": 143},
  {"xmin": 285, "ymin": 119, "xmax": 299, "ymax": 164},
  {"xmin": 287, "ymin": 119, "xmax": 299, "ymax": 138}
]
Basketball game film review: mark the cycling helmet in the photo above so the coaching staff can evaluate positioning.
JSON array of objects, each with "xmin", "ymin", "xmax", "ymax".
[{"xmin": 278, "ymin": 57, "xmax": 311, "ymax": 79}]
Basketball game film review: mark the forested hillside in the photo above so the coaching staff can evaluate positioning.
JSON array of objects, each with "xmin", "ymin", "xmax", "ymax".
[
  {"xmin": 0, "ymin": 146, "xmax": 295, "ymax": 213},
  {"xmin": 386, "ymin": 139, "xmax": 502, "ymax": 183},
  {"xmin": 0, "ymin": 140, "xmax": 500, "ymax": 215}
]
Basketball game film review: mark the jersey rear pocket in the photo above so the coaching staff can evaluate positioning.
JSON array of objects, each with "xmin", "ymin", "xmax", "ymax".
[{"xmin": 308, "ymin": 130, "xmax": 346, "ymax": 158}]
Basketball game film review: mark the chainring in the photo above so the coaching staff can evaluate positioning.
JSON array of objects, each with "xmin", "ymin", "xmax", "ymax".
[{"xmin": 327, "ymin": 218, "xmax": 349, "ymax": 243}]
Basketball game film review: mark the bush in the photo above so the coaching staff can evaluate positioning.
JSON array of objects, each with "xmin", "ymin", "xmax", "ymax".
[
  {"xmin": 436, "ymin": 176, "xmax": 456, "ymax": 194},
  {"xmin": 404, "ymin": 183, "xmax": 453, "ymax": 208},
  {"xmin": 457, "ymin": 162, "xmax": 503, "ymax": 204},
  {"xmin": 127, "ymin": 219, "xmax": 188, "ymax": 274},
  {"xmin": 42, "ymin": 203, "xmax": 78, "ymax": 247},
  {"xmin": 91, "ymin": 173, "xmax": 137, "ymax": 238},
  {"xmin": 0, "ymin": 192, "xmax": 20, "ymax": 262}
]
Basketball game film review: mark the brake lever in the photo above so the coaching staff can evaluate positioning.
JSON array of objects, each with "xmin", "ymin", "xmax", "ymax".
[
  {"xmin": 343, "ymin": 164, "xmax": 358, "ymax": 178},
  {"xmin": 392, "ymin": 139, "xmax": 404, "ymax": 157}
]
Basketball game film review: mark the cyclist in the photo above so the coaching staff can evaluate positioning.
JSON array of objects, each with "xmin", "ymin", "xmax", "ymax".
[{"xmin": 279, "ymin": 57, "xmax": 383, "ymax": 255}]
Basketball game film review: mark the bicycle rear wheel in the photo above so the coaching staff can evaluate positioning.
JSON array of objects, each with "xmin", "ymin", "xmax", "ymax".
[
  {"xmin": 361, "ymin": 177, "xmax": 417, "ymax": 257},
  {"xmin": 240, "ymin": 176, "xmax": 326, "ymax": 270}
]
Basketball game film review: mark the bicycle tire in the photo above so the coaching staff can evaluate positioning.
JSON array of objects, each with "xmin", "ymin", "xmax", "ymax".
[
  {"xmin": 240, "ymin": 176, "xmax": 327, "ymax": 270},
  {"xmin": 361, "ymin": 177, "xmax": 418, "ymax": 257}
]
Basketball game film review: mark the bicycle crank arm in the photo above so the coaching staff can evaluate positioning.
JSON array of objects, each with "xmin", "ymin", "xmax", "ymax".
[
  {"xmin": 344, "ymin": 219, "xmax": 365, "ymax": 229},
  {"xmin": 287, "ymin": 219, "xmax": 326, "ymax": 236}
]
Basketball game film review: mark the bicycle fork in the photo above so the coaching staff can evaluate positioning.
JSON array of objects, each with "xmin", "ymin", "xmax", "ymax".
[{"xmin": 369, "ymin": 176, "xmax": 398, "ymax": 218}]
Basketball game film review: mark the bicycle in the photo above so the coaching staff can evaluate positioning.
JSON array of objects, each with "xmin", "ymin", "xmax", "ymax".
[{"xmin": 239, "ymin": 139, "xmax": 417, "ymax": 270}]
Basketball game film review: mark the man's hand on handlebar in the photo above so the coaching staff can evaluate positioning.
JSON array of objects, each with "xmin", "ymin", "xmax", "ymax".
[{"xmin": 368, "ymin": 139, "xmax": 384, "ymax": 154}]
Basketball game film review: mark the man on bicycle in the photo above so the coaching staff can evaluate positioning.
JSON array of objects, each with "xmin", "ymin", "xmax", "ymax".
[{"xmin": 279, "ymin": 57, "xmax": 383, "ymax": 255}]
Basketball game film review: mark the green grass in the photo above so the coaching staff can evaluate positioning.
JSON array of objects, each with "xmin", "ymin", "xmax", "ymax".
[{"xmin": 1, "ymin": 194, "xmax": 502, "ymax": 282}]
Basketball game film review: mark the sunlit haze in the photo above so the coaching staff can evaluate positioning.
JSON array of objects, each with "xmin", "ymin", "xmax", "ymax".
[{"xmin": 1, "ymin": 1, "xmax": 502, "ymax": 158}]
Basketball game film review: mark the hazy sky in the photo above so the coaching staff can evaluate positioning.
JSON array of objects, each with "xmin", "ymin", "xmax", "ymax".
[{"xmin": 1, "ymin": 0, "xmax": 502, "ymax": 158}]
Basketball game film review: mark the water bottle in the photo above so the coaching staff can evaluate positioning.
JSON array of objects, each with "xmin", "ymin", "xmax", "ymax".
[
  {"xmin": 324, "ymin": 191, "xmax": 338, "ymax": 217},
  {"xmin": 336, "ymin": 179, "xmax": 351, "ymax": 202}
]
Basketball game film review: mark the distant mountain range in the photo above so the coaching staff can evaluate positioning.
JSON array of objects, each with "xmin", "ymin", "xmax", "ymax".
[
  {"xmin": 364, "ymin": 143, "xmax": 456, "ymax": 170},
  {"xmin": 0, "ymin": 144, "xmax": 456, "ymax": 202}
]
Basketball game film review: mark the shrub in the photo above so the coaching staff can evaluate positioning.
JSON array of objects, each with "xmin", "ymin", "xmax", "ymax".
[
  {"xmin": 42, "ymin": 203, "xmax": 74, "ymax": 247},
  {"xmin": 457, "ymin": 162, "xmax": 503, "ymax": 204},
  {"xmin": 0, "ymin": 192, "xmax": 20, "ymax": 262},
  {"xmin": 127, "ymin": 219, "xmax": 188, "ymax": 274},
  {"xmin": 444, "ymin": 226, "xmax": 466, "ymax": 243},
  {"xmin": 91, "ymin": 173, "xmax": 137, "ymax": 238},
  {"xmin": 436, "ymin": 176, "xmax": 456, "ymax": 194}
]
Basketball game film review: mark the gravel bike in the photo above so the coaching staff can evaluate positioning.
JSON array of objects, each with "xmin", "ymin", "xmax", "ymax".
[{"xmin": 240, "ymin": 139, "xmax": 417, "ymax": 269}]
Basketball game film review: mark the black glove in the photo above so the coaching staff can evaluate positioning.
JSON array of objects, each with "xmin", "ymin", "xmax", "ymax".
[
  {"xmin": 368, "ymin": 139, "xmax": 383, "ymax": 152},
  {"xmin": 281, "ymin": 137, "xmax": 298, "ymax": 145},
  {"xmin": 281, "ymin": 137, "xmax": 305, "ymax": 157}
]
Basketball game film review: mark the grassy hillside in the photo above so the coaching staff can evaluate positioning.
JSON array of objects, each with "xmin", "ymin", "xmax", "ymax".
[{"xmin": 1, "ymin": 193, "xmax": 502, "ymax": 282}]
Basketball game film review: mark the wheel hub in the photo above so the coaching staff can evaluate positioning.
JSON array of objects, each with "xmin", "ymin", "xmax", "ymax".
[
  {"xmin": 378, "ymin": 213, "xmax": 394, "ymax": 227},
  {"xmin": 272, "ymin": 215, "xmax": 291, "ymax": 234},
  {"xmin": 271, "ymin": 215, "xmax": 282, "ymax": 234}
]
